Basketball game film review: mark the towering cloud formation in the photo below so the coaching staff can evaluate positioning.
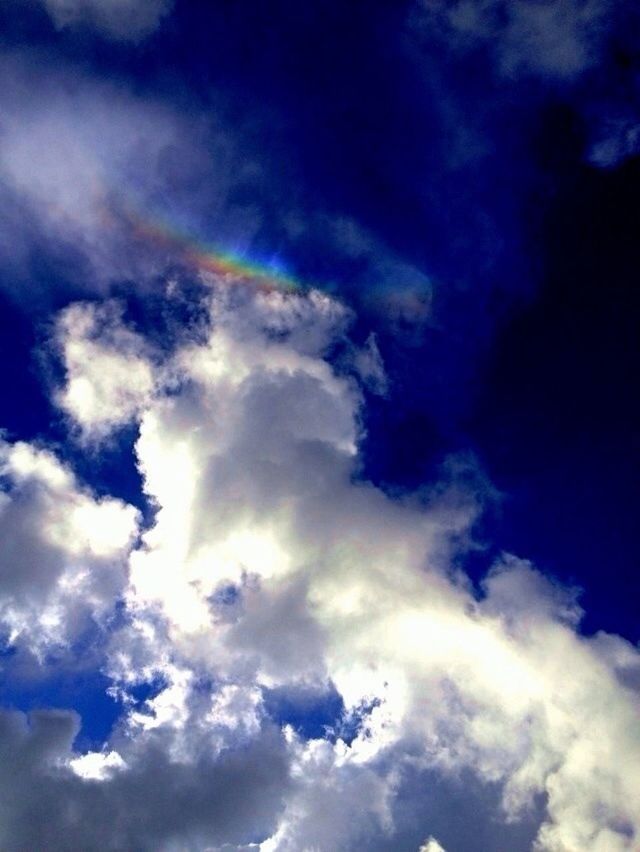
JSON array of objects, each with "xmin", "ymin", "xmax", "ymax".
[{"xmin": 0, "ymin": 282, "xmax": 636, "ymax": 849}]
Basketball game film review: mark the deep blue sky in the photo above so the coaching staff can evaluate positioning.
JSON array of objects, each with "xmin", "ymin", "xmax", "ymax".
[{"xmin": 1, "ymin": 0, "xmax": 639, "ymax": 650}]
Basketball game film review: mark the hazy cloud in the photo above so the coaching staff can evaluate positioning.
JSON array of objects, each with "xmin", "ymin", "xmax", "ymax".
[
  {"xmin": 40, "ymin": 0, "xmax": 173, "ymax": 42},
  {"xmin": 412, "ymin": 0, "xmax": 609, "ymax": 81}
]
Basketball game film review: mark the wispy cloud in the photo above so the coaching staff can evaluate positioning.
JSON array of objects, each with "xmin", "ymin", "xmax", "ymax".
[
  {"xmin": 411, "ymin": 0, "xmax": 609, "ymax": 81},
  {"xmin": 39, "ymin": 0, "xmax": 173, "ymax": 42}
]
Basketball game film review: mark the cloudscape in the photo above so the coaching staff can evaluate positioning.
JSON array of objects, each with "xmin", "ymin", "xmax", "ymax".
[{"xmin": 0, "ymin": 2, "xmax": 639, "ymax": 850}]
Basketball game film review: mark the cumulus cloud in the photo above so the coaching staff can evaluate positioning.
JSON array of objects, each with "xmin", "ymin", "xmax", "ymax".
[
  {"xmin": 0, "ymin": 438, "xmax": 138, "ymax": 656},
  {"xmin": 3, "ymin": 281, "xmax": 625, "ymax": 850},
  {"xmin": 55, "ymin": 300, "xmax": 157, "ymax": 440},
  {"xmin": 419, "ymin": 839, "xmax": 446, "ymax": 852},
  {"xmin": 40, "ymin": 0, "xmax": 173, "ymax": 42},
  {"xmin": 0, "ymin": 706, "xmax": 290, "ymax": 852}
]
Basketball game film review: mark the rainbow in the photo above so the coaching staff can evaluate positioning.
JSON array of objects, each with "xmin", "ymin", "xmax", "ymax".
[{"xmin": 118, "ymin": 199, "xmax": 307, "ymax": 294}]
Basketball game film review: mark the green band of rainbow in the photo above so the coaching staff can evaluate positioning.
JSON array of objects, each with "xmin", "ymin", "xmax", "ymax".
[{"xmin": 121, "ymin": 201, "xmax": 305, "ymax": 293}]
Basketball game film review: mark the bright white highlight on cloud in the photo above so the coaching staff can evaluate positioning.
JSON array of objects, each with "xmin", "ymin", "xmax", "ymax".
[
  {"xmin": 0, "ymin": 282, "xmax": 639, "ymax": 850},
  {"xmin": 56, "ymin": 301, "xmax": 156, "ymax": 439},
  {"xmin": 70, "ymin": 749, "xmax": 126, "ymax": 780},
  {"xmin": 0, "ymin": 439, "xmax": 138, "ymax": 656},
  {"xmin": 419, "ymin": 839, "xmax": 446, "ymax": 852}
]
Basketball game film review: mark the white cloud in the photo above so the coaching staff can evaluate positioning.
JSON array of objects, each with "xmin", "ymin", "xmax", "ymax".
[
  {"xmin": 0, "ymin": 438, "xmax": 138, "ymax": 656},
  {"xmin": 1, "ymin": 283, "xmax": 638, "ymax": 849},
  {"xmin": 260, "ymin": 733, "xmax": 399, "ymax": 851},
  {"xmin": 70, "ymin": 749, "xmax": 127, "ymax": 780},
  {"xmin": 55, "ymin": 300, "xmax": 156, "ymax": 440},
  {"xmin": 419, "ymin": 839, "xmax": 446, "ymax": 852},
  {"xmin": 40, "ymin": 0, "xmax": 173, "ymax": 42}
]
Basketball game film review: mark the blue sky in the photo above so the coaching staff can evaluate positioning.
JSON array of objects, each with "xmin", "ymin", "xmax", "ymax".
[{"xmin": 0, "ymin": 1, "xmax": 639, "ymax": 849}]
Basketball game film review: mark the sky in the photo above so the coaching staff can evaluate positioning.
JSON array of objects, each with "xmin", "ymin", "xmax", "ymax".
[{"xmin": 0, "ymin": 1, "xmax": 639, "ymax": 850}]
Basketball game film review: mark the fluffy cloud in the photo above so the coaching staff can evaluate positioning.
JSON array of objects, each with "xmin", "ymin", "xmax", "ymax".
[
  {"xmin": 0, "ymin": 438, "xmax": 138, "ymax": 656},
  {"xmin": 1, "ymin": 282, "xmax": 639, "ymax": 849},
  {"xmin": 55, "ymin": 300, "xmax": 156, "ymax": 440},
  {"xmin": 0, "ymin": 706, "xmax": 290, "ymax": 852},
  {"xmin": 40, "ymin": 0, "xmax": 173, "ymax": 42},
  {"xmin": 419, "ymin": 839, "xmax": 446, "ymax": 852},
  {"xmin": 32, "ymin": 289, "xmax": 640, "ymax": 850}
]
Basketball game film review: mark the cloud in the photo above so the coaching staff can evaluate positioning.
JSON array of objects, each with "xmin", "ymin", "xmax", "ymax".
[
  {"xmin": 40, "ymin": 0, "xmax": 173, "ymax": 42},
  {"xmin": 587, "ymin": 116, "xmax": 640, "ymax": 168},
  {"xmin": 419, "ymin": 839, "xmax": 446, "ymax": 852},
  {"xmin": 0, "ymin": 283, "xmax": 637, "ymax": 847},
  {"xmin": 31, "ymin": 282, "xmax": 639, "ymax": 850},
  {"xmin": 0, "ymin": 706, "xmax": 290, "ymax": 852},
  {"xmin": 0, "ymin": 54, "xmax": 222, "ymax": 296},
  {"xmin": 412, "ymin": 0, "xmax": 609, "ymax": 82},
  {"xmin": 0, "ymin": 438, "xmax": 138, "ymax": 657},
  {"xmin": 408, "ymin": 0, "xmax": 640, "ymax": 172},
  {"xmin": 0, "ymin": 3, "xmax": 637, "ymax": 845},
  {"xmin": 55, "ymin": 300, "xmax": 157, "ymax": 440},
  {"xmin": 0, "ymin": 50, "xmax": 441, "ymax": 328},
  {"xmin": 346, "ymin": 333, "xmax": 388, "ymax": 396}
]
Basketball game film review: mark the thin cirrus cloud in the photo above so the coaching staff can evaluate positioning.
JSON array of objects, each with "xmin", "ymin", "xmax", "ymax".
[
  {"xmin": 0, "ymin": 280, "xmax": 636, "ymax": 849},
  {"xmin": 39, "ymin": 0, "xmax": 173, "ymax": 42},
  {"xmin": 410, "ymin": 0, "xmax": 609, "ymax": 81},
  {"xmin": 0, "ymin": 55, "xmax": 215, "ymax": 295},
  {"xmin": 408, "ymin": 0, "xmax": 640, "ymax": 168},
  {"xmin": 0, "ymin": 52, "xmax": 434, "ymax": 331}
]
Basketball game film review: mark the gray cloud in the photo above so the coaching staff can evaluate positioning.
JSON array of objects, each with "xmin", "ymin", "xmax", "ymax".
[{"xmin": 0, "ymin": 707, "xmax": 290, "ymax": 852}]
